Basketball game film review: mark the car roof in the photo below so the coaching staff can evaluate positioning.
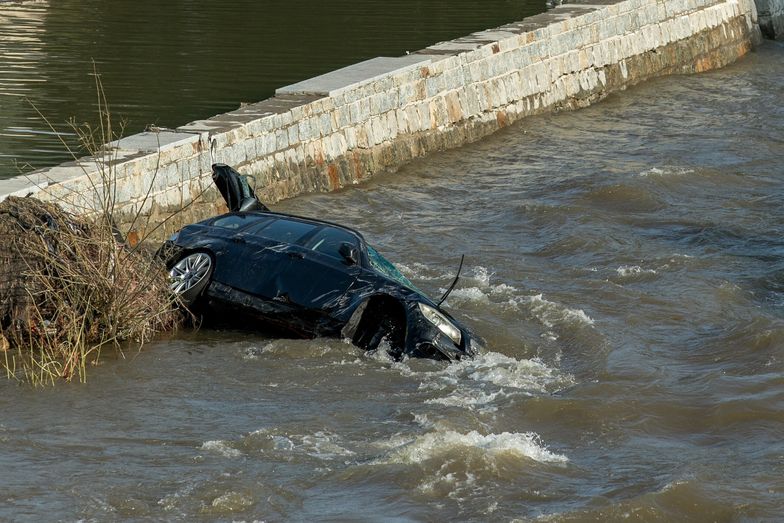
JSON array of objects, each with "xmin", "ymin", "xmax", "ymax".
[{"xmin": 238, "ymin": 210, "xmax": 367, "ymax": 243}]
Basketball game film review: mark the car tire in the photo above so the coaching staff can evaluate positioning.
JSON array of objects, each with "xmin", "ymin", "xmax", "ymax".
[{"xmin": 169, "ymin": 251, "xmax": 214, "ymax": 307}]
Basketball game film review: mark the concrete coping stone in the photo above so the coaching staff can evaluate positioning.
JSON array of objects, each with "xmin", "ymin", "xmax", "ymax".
[
  {"xmin": 0, "ymin": 159, "xmax": 101, "ymax": 200},
  {"xmin": 250, "ymin": 94, "xmax": 325, "ymax": 114},
  {"xmin": 18, "ymin": 166, "xmax": 79, "ymax": 185},
  {"xmin": 178, "ymin": 95, "xmax": 326, "ymax": 134},
  {"xmin": 275, "ymin": 56, "xmax": 437, "ymax": 97},
  {"xmin": 109, "ymin": 131, "xmax": 199, "ymax": 153},
  {"xmin": 522, "ymin": 12, "xmax": 568, "ymax": 24},
  {"xmin": 500, "ymin": 21, "xmax": 550, "ymax": 32},
  {"xmin": 558, "ymin": 2, "xmax": 611, "ymax": 7},
  {"xmin": 563, "ymin": 0, "xmax": 624, "ymax": 5},
  {"xmin": 208, "ymin": 112, "xmax": 268, "ymax": 125},
  {"xmin": 412, "ymin": 49, "xmax": 462, "ymax": 57},
  {"xmin": 467, "ymin": 29, "xmax": 520, "ymax": 41},
  {"xmin": 1, "ymin": 175, "xmax": 47, "ymax": 193},
  {"xmin": 427, "ymin": 41, "xmax": 485, "ymax": 52},
  {"xmin": 553, "ymin": 5, "xmax": 605, "ymax": 14},
  {"xmin": 178, "ymin": 120, "xmax": 240, "ymax": 134}
]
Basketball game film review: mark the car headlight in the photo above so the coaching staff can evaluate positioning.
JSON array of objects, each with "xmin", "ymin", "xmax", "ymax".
[{"xmin": 418, "ymin": 302, "xmax": 462, "ymax": 346}]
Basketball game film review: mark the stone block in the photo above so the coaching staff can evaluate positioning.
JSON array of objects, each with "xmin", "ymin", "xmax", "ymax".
[
  {"xmin": 275, "ymin": 128, "xmax": 289, "ymax": 151},
  {"xmin": 276, "ymin": 56, "xmax": 439, "ymax": 97},
  {"xmin": 244, "ymin": 139, "xmax": 257, "ymax": 163}
]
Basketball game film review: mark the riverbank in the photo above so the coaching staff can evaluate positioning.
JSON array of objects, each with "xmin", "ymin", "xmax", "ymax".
[{"xmin": 0, "ymin": 0, "xmax": 764, "ymax": 239}]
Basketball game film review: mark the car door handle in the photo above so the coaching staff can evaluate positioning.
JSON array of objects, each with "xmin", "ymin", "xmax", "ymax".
[{"xmin": 287, "ymin": 251, "xmax": 304, "ymax": 259}]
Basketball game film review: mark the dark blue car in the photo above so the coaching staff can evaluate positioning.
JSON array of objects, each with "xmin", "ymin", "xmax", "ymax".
[{"xmin": 160, "ymin": 164, "xmax": 482, "ymax": 361}]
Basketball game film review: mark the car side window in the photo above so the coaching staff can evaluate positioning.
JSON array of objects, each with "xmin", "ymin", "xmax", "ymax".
[
  {"xmin": 248, "ymin": 218, "xmax": 317, "ymax": 244},
  {"xmin": 211, "ymin": 214, "xmax": 267, "ymax": 230},
  {"xmin": 305, "ymin": 227, "xmax": 360, "ymax": 260}
]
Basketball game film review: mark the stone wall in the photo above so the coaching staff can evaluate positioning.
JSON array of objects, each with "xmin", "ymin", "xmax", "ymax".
[
  {"xmin": 0, "ymin": 0, "xmax": 763, "ymax": 240},
  {"xmin": 756, "ymin": 0, "xmax": 784, "ymax": 37}
]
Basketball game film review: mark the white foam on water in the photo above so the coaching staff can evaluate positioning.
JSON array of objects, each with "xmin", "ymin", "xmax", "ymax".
[
  {"xmin": 201, "ymin": 440, "xmax": 242, "ymax": 458},
  {"xmin": 414, "ymin": 351, "xmax": 569, "ymax": 393},
  {"xmin": 470, "ymin": 266, "xmax": 493, "ymax": 287},
  {"xmin": 397, "ymin": 262, "xmax": 450, "ymax": 281},
  {"xmin": 640, "ymin": 166, "xmax": 665, "ymax": 176},
  {"xmin": 616, "ymin": 265, "xmax": 657, "ymax": 278},
  {"xmin": 240, "ymin": 345, "xmax": 268, "ymax": 360},
  {"xmin": 300, "ymin": 431, "xmax": 355, "ymax": 459},
  {"xmin": 445, "ymin": 287, "xmax": 492, "ymax": 304},
  {"xmin": 157, "ymin": 482, "xmax": 197, "ymax": 513},
  {"xmin": 462, "ymin": 352, "xmax": 570, "ymax": 391},
  {"xmin": 413, "ymin": 413, "xmax": 435, "ymax": 429},
  {"xmin": 412, "ymin": 351, "xmax": 574, "ymax": 413},
  {"xmin": 210, "ymin": 491, "xmax": 253, "ymax": 511},
  {"xmin": 363, "ymin": 340, "xmax": 398, "ymax": 364},
  {"xmin": 440, "ymin": 267, "xmax": 519, "ymax": 308},
  {"xmin": 426, "ymin": 389, "xmax": 504, "ymax": 410},
  {"xmin": 520, "ymin": 294, "xmax": 595, "ymax": 329},
  {"xmin": 379, "ymin": 429, "xmax": 567, "ymax": 465},
  {"xmin": 638, "ymin": 166, "xmax": 695, "ymax": 177},
  {"xmin": 270, "ymin": 435, "xmax": 295, "ymax": 451},
  {"xmin": 248, "ymin": 429, "xmax": 354, "ymax": 460},
  {"xmin": 238, "ymin": 341, "xmax": 279, "ymax": 357}
]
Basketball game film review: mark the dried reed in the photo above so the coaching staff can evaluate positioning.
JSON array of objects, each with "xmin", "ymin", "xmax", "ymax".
[{"xmin": 1, "ymin": 64, "xmax": 184, "ymax": 385}]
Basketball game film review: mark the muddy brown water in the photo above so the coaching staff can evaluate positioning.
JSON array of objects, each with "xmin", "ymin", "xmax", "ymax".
[{"xmin": 2, "ymin": 3, "xmax": 784, "ymax": 521}]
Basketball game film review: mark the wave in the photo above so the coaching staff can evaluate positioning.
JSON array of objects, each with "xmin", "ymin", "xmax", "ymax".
[
  {"xmin": 201, "ymin": 440, "xmax": 242, "ymax": 458},
  {"xmin": 615, "ymin": 265, "xmax": 657, "ymax": 278},
  {"xmin": 581, "ymin": 183, "xmax": 666, "ymax": 213},
  {"xmin": 411, "ymin": 351, "xmax": 572, "ymax": 392},
  {"xmin": 407, "ymin": 351, "xmax": 575, "ymax": 415},
  {"xmin": 243, "ymin": 428, "xmax": 354, "ymax": 460},
  {"xmin": 439, "ymin": 266, "xmax": 593, "ymax": 328},
  {"xmin": 521, "ymin": 294, "xmax": 594, "ymax": 329},
  {"xmin": 638, "ymin": 166, "xmax": 695, "ymax": 178},
  {"xmin": 534, "ymin": 479, "xmax": 739, "ymax": 522},
  {"xmin": 377, "ymin": 428, "xmax": 567, "ymax": 466}
]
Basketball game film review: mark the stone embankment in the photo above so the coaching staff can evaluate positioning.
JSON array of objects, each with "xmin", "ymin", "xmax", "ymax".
[
  {"xmin": 0, "ymin": 0, "xmax": 767, "ymax": 238},
  {"xmin": 756, "ymin": 0, "xmax": 784, "ymax": 37}
]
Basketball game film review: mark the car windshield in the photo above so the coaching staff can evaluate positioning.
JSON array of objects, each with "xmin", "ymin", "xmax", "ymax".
[{"xmin": 367, "ymin": 246, "xmax": 418, "ymax": 291}]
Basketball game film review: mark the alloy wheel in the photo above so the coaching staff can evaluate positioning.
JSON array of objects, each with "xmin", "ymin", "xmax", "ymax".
[{"xmin": 169, "ymin": 252, "xmax": 212, "ymax": 295}]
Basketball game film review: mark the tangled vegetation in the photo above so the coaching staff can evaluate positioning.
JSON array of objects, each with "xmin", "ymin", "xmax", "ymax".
[
  {"xmin": 1, "ymin": 66, "xmax": 184, "ymax": 385},
  {"xmin": 0, "ymin": 196, "xmax": 181, "ymax": 385}
]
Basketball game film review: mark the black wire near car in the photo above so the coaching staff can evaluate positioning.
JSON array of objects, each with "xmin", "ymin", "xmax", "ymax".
[{"xmin": 159, "ymin": 164, "xmax": 483, "ymax": 361}]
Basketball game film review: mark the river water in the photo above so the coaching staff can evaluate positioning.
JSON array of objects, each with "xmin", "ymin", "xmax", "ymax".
[{"xmin": 2, "ymin": 4, "xmax": 784, "ymax": 523}]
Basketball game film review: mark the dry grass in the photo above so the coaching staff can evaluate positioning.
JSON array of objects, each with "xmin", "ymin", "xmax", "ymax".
[
  {"xmin": 1, "ymin": 64, "xmax": 184, "ymax": 385},
  {"xmin": 0, "ymin": 197, "xmax": 181, "ymax": 385}
]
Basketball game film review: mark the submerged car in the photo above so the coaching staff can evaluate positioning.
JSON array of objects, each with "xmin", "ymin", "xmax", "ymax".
[{"xmin": 160, "ymin": 164, "xmax": 482, "ymax": 361}]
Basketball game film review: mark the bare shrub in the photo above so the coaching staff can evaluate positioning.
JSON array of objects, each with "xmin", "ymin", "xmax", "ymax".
[
  {"xmin": 1, "ymin": 64, "xmax": 185, "ymax": 385},
  {"xmin": 0, "ymin": 197, "xmax": 181, "ymax": 385}
]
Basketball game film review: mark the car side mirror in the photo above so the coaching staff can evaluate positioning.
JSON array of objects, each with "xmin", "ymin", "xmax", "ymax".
[{"xmin": 338, "ymin": 242, "xmax": 359, "ymax": 265}]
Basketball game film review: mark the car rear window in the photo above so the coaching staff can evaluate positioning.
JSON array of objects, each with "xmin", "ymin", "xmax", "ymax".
[
  {"xmin": 211, "ymin": 214, "xmax": 268, "ymax": 230},
  {"xmin": 305, "ymin": 226, "xmax": 360, "ymax": 260},
  {"xmin": 249, "ymin": 218, "xmax": 317, "ymax": 244}
]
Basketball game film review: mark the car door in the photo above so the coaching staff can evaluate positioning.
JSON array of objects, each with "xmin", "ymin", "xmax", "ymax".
[
  {"xmin": 272, "ymin": 226, "xmax": 362, "ymax": 314},
  {"xmin": 225, "ymin": 218, "xmax": 321, "ymax": 300},
  {"xmin": 206, "ymin": 213, "xmax": 278, "ymax": 291}
]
